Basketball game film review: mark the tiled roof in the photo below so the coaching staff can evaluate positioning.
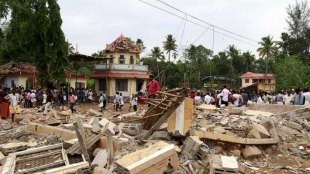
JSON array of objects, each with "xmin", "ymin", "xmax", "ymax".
[
  {"xmin": 240, "ymin": 72, "xmax": 275, "ymax": 79},
  {"xmin": 104, "ymin": 34, "xmax": 141, "ymax": 53},
  {"xmin": 0, "ymin": 62, "xmax": 36, "ymax": 75}
]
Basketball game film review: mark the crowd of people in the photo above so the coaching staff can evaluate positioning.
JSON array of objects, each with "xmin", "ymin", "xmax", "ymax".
[{"xmin": 190, "ymin": 86, "xmax": 310, "ymax": 107}]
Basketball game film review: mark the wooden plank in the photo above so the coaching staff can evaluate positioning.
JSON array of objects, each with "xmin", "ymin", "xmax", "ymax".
[
  {"xmin": 73, "ymin": 122, "xmax": 90, "ymax": 163},
  {"xmin": 157, "ymin": 91, "xmax": 181, "ymax": 98},
  {"xmin": 16, "ymin": 149, "xmax": 62, "ymax": 162},
  {"xmin": 45, "ymin": 161, "xmax": 89, "ymax": 174},
  {"xmin": 15, "ymin": 160, "xmax": 65, "ymax": 174}
]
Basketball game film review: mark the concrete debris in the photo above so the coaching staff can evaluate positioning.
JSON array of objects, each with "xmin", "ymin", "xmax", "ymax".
[
  {"xmin": 115, "ymin": 141, "xmax": 180, "ymax": 174},
  {"xmin": 91, "ymin": 149, "xmax": 108, "ymax": 169},
  {"xmin": 121, "ymin": 123, "xmax": 141, "ymax": 136},
  {"xmin": 286, "ymin": 121, "xmax": 303, "ymax": 130},
  {"xmin": 149, "ymin": 131, "xmax": 170, "ymax": 140},
  {"xmin": 181, "ymin": 136, "xmax": 204, "ymax": 160},
  {"xmin": 242, "ymin": 146, "xmax": 262, "ymax": 159},
  {"xmin": 210, "ymin": 155, "xmax": 239, "ymax": 174},
  {"xmin": 0, "ymin": 91, "xmax": 309, "ymax": 174}
]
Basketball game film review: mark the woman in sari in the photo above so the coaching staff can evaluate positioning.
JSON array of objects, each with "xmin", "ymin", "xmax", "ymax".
[{"xmin": 0, "ymin": 88, "xmax": 10, "ymax": 118}]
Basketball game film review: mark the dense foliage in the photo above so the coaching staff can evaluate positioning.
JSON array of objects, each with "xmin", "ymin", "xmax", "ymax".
[{"xmin": 0, "ymin": 0, "xmax": 68, "ymax": 86}]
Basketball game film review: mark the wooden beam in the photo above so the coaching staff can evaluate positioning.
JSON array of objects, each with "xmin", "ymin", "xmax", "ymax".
[{"xmin": 73, "ymin": 122, "xmax": 90, "ymax": 164}]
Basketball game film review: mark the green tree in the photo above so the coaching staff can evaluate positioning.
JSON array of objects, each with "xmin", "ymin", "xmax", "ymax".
[
  {"xmin": 257, "ymin": 36, "xmax": 278, "ymax": 76},
  {"xmin": 150, "ymin": 47, "xmax": 164, "ymax": 80},
  {"xmin": 163, "ymin": 34, "xmax": 177, "ymax": 62},
  {"xmin": 285, "ymin": 0, "xmax": 310, "ymax": 61},
  {"xmin": 275, "ymin": 56, "xmax": 310, "ymax": 90},
  {"xmin": 242, "ymin": 51, "xmax": 255, "ymax": 72},
  {"xmin": 136, "ymin": 38, "xmax": 146, "ymax": 52},
  {"xmin": 1, "ymin": 0, "xmax": 68, "ymax": 86}
]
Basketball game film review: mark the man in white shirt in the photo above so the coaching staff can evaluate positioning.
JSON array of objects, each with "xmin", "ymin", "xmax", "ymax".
[
  {"xmin": 194, "ymin": 92, "xmax": 202, "ymax": 105},
  {"xmin": 220, "ymin": 85, "xmax": 231, "ymax": 106},
  {"xmin": 257, "ymin": 92, "xmax": 264, "ymax": 104},
  {"xmin": 204, "ymin": 92, "xmax": 212, "ymax": 105},
  {"xmin": 302, "ymin": 89, "xmax": 310, "ymax": 105}
]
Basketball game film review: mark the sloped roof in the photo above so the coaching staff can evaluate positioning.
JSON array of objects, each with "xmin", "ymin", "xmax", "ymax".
[
  {"xmin": 240, "ymin": 72, "xmax": 275, "ymax": 79},
  {"xmin": 104, "ymin": 34, "xmax": 141, "ymax": 53},
  {"xmin": 0, "ymin": 62, "xmax": 36, "ymax": 75}
]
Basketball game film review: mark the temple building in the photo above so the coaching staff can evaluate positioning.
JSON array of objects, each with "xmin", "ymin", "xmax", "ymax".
[{"xmin": 92, "ymin": 34, "xmax": 150, "ymax": 101}]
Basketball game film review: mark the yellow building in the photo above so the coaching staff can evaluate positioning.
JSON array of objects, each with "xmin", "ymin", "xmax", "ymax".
[
  {"xmin": 240, "ymin": 72, "xmax": 276, "ymax": 92},
  {"xmin": 92, "ymin": 34, "xmax": 149, "ymax": 101}
]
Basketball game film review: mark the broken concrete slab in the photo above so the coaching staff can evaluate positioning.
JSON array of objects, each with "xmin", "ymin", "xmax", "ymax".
[
  {"xmin": 149, "ymin": 131, "xmax": 170, "ymax": 140},
  {"xmin": 210, "ymin": 155, "xmax": 239, "ymax": 174},
  {"xmin": 1, "ymin": 142, "xmax": 28, "ymax": 155},
  {"xmin": 195, "ymin": 131, "xmax": 278, "ymax": 145},
  {"xmin": 196, "ymin": 104, "xmax": 216, "ymax": 110},
  {"xmin": 244, "ymin": 110, "xmax": 273, "ymax": 117},
  {"xmin": 92, "ymin": 117, "xmax": 100, "ymax": 133},
  {"xmin": 242, "ymin": 146, "xmax": 262, "ymax": 159},
  {"xmin": 89, "ymin": 109, "xmax": 103, "ymax": 116},
  {"xmin": 121, "ymin": 123, "xmax": 141, "ymax": 136},
  {"xmin": 181, "ymin": 136, "xmax": 203, "ymax": 160},
  {"xmin": 115, "ymin": 141, "xmax": 180, "ymax": 174},
  {"xmin": 91, "ymin": 149, "xmax": 108, "ymax": 169},
  {"xmin": 248, "ymin": 123, "xmax": 271, "ymax": 139},
  {"xmin": 286, "ymin": 121, "xmax": 303, "ymax": 130},
  {"xmin": 27, "ymin": 123, "xmax": 76, "ymax": 140}
]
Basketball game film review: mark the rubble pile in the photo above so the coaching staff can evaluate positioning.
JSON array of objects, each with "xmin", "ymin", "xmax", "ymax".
[{"xmin": 0, "ymin": 89, "xmax": 309, "ymax": 173}]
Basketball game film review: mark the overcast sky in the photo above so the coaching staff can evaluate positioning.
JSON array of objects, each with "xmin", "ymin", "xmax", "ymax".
[{"xmin": 58, "ymin": 0, "xmax": 293, "ymax": 59}]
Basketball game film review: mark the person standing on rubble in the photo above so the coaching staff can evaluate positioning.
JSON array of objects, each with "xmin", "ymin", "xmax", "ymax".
[
  {"xmin": 220, "ymin": 85, "xmax": 231, "ymax": 106},
  {"xmin": 302, "ymin": 89, "xmax": 310, "ymax": 105},
  {"xmin": 0, "ymin": 87, "xmax": 10, "ymax": 119},
  {"xmin": 241, "ymin": 90, "xmax": 248, "ymax": 107},
  {"xmin": 291, "ymin": 88, "xmax": 305, "ymax": 105},
  {"xmin": 204, "ymin": 92, "xmax": 213, "ymax": 105},
  {"xmin": 276, "ymin": 91, "xmax": 284, "ymax": 105},
  {"xmin": 43, "ymin": 90, "xmax": 53, "ymax": 115},
  {"xmin": 69, "ymin": 92, "xmax": 77, "ymax": 113},
  {"xmin": 131, "ymin": 94, "xmax": 138, "ymax": 111},
  {"xmin": 257, "ymin": 92, "xmax": 265, "ymax": 104},
  {"xmin": 147, "ymin": 74, "xmax": 159, "ymax": 99},
  {"xmin": 5, "ymin": 90, "xmax": 21, "ymax": 123}
]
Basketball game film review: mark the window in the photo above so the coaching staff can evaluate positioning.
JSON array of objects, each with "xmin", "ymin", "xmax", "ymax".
[
  {"xmin": 119, "ymin": 55, "xmax": 125, "ymax": 64},
  {"xmin": 245, "ymin": 79, "xmax": 249, "ymax": 83},
  {"xmin": 130, "ymin": 55, "xmax": 134, "ymax": 64},
  {"xmin": 116, "ymin": 79, "xmax": 128, "ymax": 91},
  {"xmin": 99, "ymin": 79, "xmax": 106, "ymax": 91},
  {"xmin": 110, "ymin": 55, "xmax": 113, "ymax": 64},
  {"xmin": 268, "ymin": 79, "xmax": 271, "ymax": 84},
  {"xmin": 253, "ymin": 79, "xmax": 258, "ymax": 83}
]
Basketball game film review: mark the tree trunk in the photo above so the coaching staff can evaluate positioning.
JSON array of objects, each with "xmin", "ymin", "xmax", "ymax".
[{"xmin": 168, "ymin": 51, "xmax": 171, "ymax": 62}]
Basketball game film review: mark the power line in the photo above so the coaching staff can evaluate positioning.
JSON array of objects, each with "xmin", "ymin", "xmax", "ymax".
[
  {"xmin": 138, "ymin": 0, "xmax": 258, "ymax": 47},
  {"xmin": 156, "ymin": 0, "xmax": 258, "ymax": 43}
]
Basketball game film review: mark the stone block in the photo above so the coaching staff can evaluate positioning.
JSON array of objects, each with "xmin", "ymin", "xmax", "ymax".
[
  {"xmin": 286, "ymin": 121, "xmax": 303, "ymax": 130},
  {"xmin": 242, "ymin": 146, "xmax": 262, "ymax": 159},
  {"xmin": 181, "ymin": 136, "xmax": 203, "ymax": 159},
  {"xmin": 149, "ymin": 131, "xmax": 170, "ymax": 140},
  {"xmin": 91, "ymin": 149, "xmax": 108, "ymax": 169},
  {"xmin": 121, "ymin": 123, "xmax": 141, "ymax": 136}
]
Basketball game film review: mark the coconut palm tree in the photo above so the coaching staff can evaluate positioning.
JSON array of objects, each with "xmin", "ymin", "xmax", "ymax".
[
  {"xmin": 163, "ymin": 34, "xmax": 177, "ymax": 62},
  {"xmin": 242, "ymin": 51, "xmax": 255, "ymax": 72},
  {"xmin": 257, "ymin": 36, "xmax": 278, "ymax": 84},
  {"xmin": 150, "ymin": 47, "xmax": 165, "ymax": 79},
  {"xmin": 257, "ymin": 36, "xmax": 278, "ymax": 72}
]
